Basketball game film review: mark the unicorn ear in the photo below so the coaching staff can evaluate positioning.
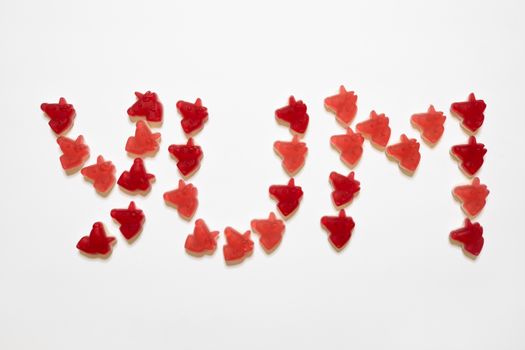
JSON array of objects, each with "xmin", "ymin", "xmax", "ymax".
[{"xmin": 135, "ymin": 92, "xmax": 144, "ymax": 99}]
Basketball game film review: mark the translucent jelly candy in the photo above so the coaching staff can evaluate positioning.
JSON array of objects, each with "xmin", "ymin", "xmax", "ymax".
[
  {"xmin": 127, "ymin": 91, "xmax": 163, "ymax": 125},
  {"xmin": 168, "ymin": 138, "xmax": 203, "ymax": 177},
  {"xmin": 274, "ymin": 135, "xmax": 308, "ymax": 176},
  {"xmin": 125, "ymin": 120, "xmax": 161, "ymax": 156},
  {"xmin": 81, "ymin": 155, "xmax": 116, "ymax": 195},
  {"xmin": 117, "ymin": 158, "xmax": 155, "ymax": 194},
  {"xmin": 329, "ymin": 171, "xmax": 360, "ymax": 208},
  {"xmin": 250, "ymin": 212, "xmax": 286, "ymax": 252},
  {"xmin": 320, "ymin": 210, "xmax": 355, "ymax": 250},
  {"xmin": 163, "ymin": 179, "xmax": 198, "ymax": 220},
  {"xmin": 269, "ymin": 178, "xmax": 304, "ymax": 218},
  {"xmin": 275, "ymin": 96, "xmax": 309, "ymax": 135},
  {"xmin": 76, "ymin": 222, "xmax": 116, "ymax": 257},
  {"xmin": 355, "ymin": 111, "xmax": 391, "ymax": 149},
  {"xmin": 324, "ymin": 85, "xmax": 358, "ymax": 125},
  {"xmin": 40, "ymin": 97, "xmax": 76, "ymax": 135},
  {"xmin": 451, "ymin": 136, "xmax": 487, "ymax": 177},
  {"xmin": 177, "ymin": 98, "xmax": 209, "ymax": 136},
  {"xmin": 410, "ymin": 105, "xmax": 446, "ymax": 145},
  {"xmin": 450, "ymin": 218, "xmax": 484, "ymax": 257},
  {"xmin": 450, "ymin": 93, "xmax": 486, "ymax": 134},
  {"xmin": 185, "ymin": 219, "xmax": 219, "ymax": 255},
  {"xmin": 330, "ymin": 128, "xmax": 364, "ymax": 168},
  {"xmin": 386, "ymin": 134, "xmax": 421, "ymax": 174},
  {"xmin": 223, "ymin": 227, "xmax": 254, "ymax": 264},
  {"xmin": 110, "ymin": 201, "xmax": 145, "ymax": 241},
  {"xmin": 453, "ymin": 177, "xmax": 489, "ymax": 217},
  {"xmin": 57, "ymin": 135, "xmax": 90, "ymax": 172}
]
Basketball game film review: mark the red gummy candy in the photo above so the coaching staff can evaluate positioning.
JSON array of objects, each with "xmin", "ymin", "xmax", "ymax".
[
  {"xmin": 451, "ymin": 136, "xmax": 487, "ymax": 177},
  {"xmin": 110, "ymin": 201, "xmax": 145, "ymax": 241},
  {"xmin": 274, "ymin": 135, "xmax": 308, "ymax": 176},
  {"xmin": 185, "ymin": 219, "xmax": 219, "ymax": 255},
  {"xmin": 269, "ymin": 178, "xmax": 304, "ymax": 218},
  {"xmin": 320, "ymin": 210, "xmax": 355, "ymax": 250},
  {"xmin": 355, "ymin": 111, "xmax": 391, "ymax": 149},
  {"xmin": 163, "ymin": 179, "xmax": 198, "ymax": 220},
  {"xmin": 177, "ymin": 98, "xmax": 209, "ymax": 135},
  {"xmin": 330, "ymin": 128, "xmax": 364, "ymax": 167},
  {"xmin": 386, "ymin": 134, "xmax": 421, "ymax": 174},
  {"xmin": 117, "ymin": 158, "xmax": 155, "ymax": 194},
  {"xmin": 450, "ymin": 218, "xmax": 484, "ymax": 257},
  {"xmin": 330, "ymin": 171, "xmax": 360, "ymax": 208},
  {"xmin": 275, "ymin": 96, "xmax": 309, "ymax": 135},
  {"xmin": 81, "ymin": 155, "xmax": 116, "ymax": 194},
  {"xmin": 168, "ymin": 138, "xmax": 203, "ymax": 177},
  {"xmin": 127, "ymin": 91, "xmax": 163, "ymax": 125},
  {"xmin": 411, "ymin": 105, "xmax": 446, "ymax": 145},
  {"xmin": 57, "ymin": 135, "xmax": 90, "ymax": 172},
  {"xmin": 250, "ymin": 212, "xmax": 286, "ymax": 252},
  {"xmin": 125, "ymin": 120, "xmax": 161, "ymax": 156},
  {"xmin": 324, "ymin": 85, "xmax": 358, "ymax": 125},
  {"xmin": 40, "ymin": 97, "xmax": 76, "ymax": 135},
  {"xmin": 223, "ymin": 227, "xmax": 254, "ymax": 264},
  {"xmin": 453, "ymin": 177, "xmax": 489, "ymax": 217},
  {"xmin": 450, "ymin": 93, "xmax": 486, "ymax": 134},
  {"xmin": 76, "ymin": 222, "xmax": 116, "ymax": 257}
]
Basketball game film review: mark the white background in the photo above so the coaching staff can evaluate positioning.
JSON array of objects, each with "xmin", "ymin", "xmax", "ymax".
[{"xmin": 1, "ymin": 0, "xmax": 524, "ymax": 349}]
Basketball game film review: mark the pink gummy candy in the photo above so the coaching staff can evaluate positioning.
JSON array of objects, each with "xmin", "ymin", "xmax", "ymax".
[
  {"xmin": 250, "ymin": 212, "xmax": 286, "ymax": 252},
  {"xmin": 453, "ymin": 177, "xmax": 489, "ymax": 217},
  {"xmin": 163, "ymin": 179, "xmax": 198, "ymax": 220},
  {"xmin": 125, "ymin": 120, "xmax": 161, "ymax": 156},
  {"xmin": 57, "ymin": 135, "xmax": 90, "ymax": 172},
  {"xmin": 355, "ymin": 111, "xmax": 391, "ymax": 149},
  {"xmin": 411, "ymin": 105, "xmax": 446, "ymax": 145},
  {"xmin": 274, "ymin": 135, "xmax": 308, "ymax": 176},
  {"xmin": 81, "ymin": 155, "xmax": 116, "ymax": 194},
  {"xmin": 324, "ymin": 85, "xmax": 358, "ymax": 125},
  {"xmin": 330, "ymin": 128, "xmax": 364, "ymax": 167},
  {"xmin": 386, "ymin": 134, "xmax": 421, "ymax": 174},
  {"xmin": 185, "ymin": 219, "xmax": 219, "ymax": 255},
  {"xmin": 223, "ymin": 227, "xmax": 254, "ymax": 264}
]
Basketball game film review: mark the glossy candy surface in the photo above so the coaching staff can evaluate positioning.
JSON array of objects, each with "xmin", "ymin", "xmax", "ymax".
[
  {"xmin": 250, "ymin": 212, "xmax": 285, "ymax": 252},
  {"xmin": 185, "ymin": 219, "xmax": 219, "ymax": 255},
  {"xmin": 117, "ymin": 158, "xmax": 155, "ymax": 194},
  {"xmin": 451, "ymin": 136, "xmax": 487, "ymax": 176},
  {"xmin": 274, "ymin": 135, "xmax": 308, "ymax": 175},
  {"xmin": 330, "ymin": 128, "xmax": 364, "ymax": 167},
  {"xmin": 76, "ymin": 222, "xmax": 116, "ymax": 257},
  {"xmin": 330, "ymin": 171, "xmax": 360, "ymax": 208},
  {"xmin": 223, "ymin": 227, "xmax": 254, "ymax": 263},
  {"xmin": 453, "ymin": 177, "xmax": 489, "ymax": 217},
  {"xmin": 386, "ymin": 134, "xmax": 421, "ymax": 174},
  {"xmin": 127, "ymin": 91, "xmax": 163, "ymax": 124},
  {"xmin": 177, "ymin": 98, "xmax": 209, "ymax": 135},
  {"xmin": 57, "ymin": 135, "xmax": 90, "ymax": 172},
  {"xmin": 320, "ymin": 210, "xmax": 355, "ymax": 250},
  {"xmin": 163, "ymin": 179, "xmax": 198, "ymax": 220},
  {"xmin": 411, "ymin": 105, "xmax": 446, "ymax": 145},
  {"xmin": 324, "ymin": 85, "xmax": 358, "ymax": 125},
  {"xmin": 450, "ymin": 93, "xmax": 486, "ymax": 134},
  {"xmin": 168, "ymin": 138, "xmax": 203, "ymax": 177},
  {"xmin": 40, "ymin": 97, "xmax": 76, "ymax": 135},
  {"xmin": 355, "ymin": 111, "xmax": 391, "ymax": 149},
  {"xmin": 450, "ymin": 218, "xmax": 484, "ymax": 257},
  {"xmin": 110, "ymin": 201, "xmax": 145, "ymax": 240},
  {"xmin": 81, "ymin": 155, "xmax": 116, "ymax": 194},
  {"xmin": 125, "ymin": 120, "xmax": 161, "ymax": 156},
  {"xmin": 275, "ymin": 96, "xmax": 309, "ymax": 134},
  {"xmin": 269, "ymin": 178, "xmax": 303, "ymax": 218}
]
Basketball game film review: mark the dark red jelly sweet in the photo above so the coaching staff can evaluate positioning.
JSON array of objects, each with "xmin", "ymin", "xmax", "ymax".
[
  {"xmin": 76, "ymin": 222, "xmax": 116, "ymax": 257},
  {"xmin": 450, "ymin": 218, "xmax": 484, "ymax": 257},
  {"xmin": 450, "ymin": 93, "xmax": 486, "ymax": 134},
  {"xmin": 330, "ymin": 171, "xmax": 360, "ymax": 208},
  {"xmin": 451, "ymin": 136, "xmax": 487, "ymax": 177},
  {"xmin": 274, "ymin": 135, "xmax": 308, "ymax": 176},
  {"xmin": 81, "ymin": 155, "xmax": 116, "ymax": 195},
  {"xmin": 57, "ymin": 135, "xmax": 90, "ymax": 172},
  {"xmin": 110, "ymin": 201, "xmax": 145, "ymax": 241},
  {"xmin": 168, "ymin": 138, "xmax": 203, "ymax": 177},
  {"xmin": 320, "ymin": 210, "xmax": 355, "ymax": 250},
  {"xmin": 163, "ymin": 179, "xmax": 198, "ymax": 220},
  {"xmin": 125, "ymin": 120, "xmax": 161, "ymax": 156},
  {"xmin": 411, "ymin": 105, "xmax": 446, "ymax": 145},
  {"xmin": 117, "ymin": 158, "xmax": 155, "ymax": 194},
  {"xmin": 324, "ymin": 85, "xmax": 358, "ymax": 125},
  {"xmin": 185, "ymin": 219, "xmax": 219, "ymax": 255},
  {"xmin": 275, "ymin": 96, "xmax": 309, "ymax": 135},
  {"xmin": 355, "ymin": 111, "xmax": 391, "ymax": 149},
  {"xmin": 386, "ymin": 134, "xmax": 421, "ymax": 174},
  {"xmin": 453, "ymin": 177, "xmax": 489, "ymax": 217},
  {"xmin": 177, "ymin": 98, "xmax": 209, "ymax": 136},
  {"xmin": 40, "ymin": 97, "xmax": 76, "ymax": 135},
  {"xmin": 330, "ymin": 128, "xmax": 364, "ymax": 167},
  {"xmin": 223, "ymin": 227, "xmax": 254, "ymax": 264},
  {"xmin": 269, "ymin": 178, "xmax": 304, "ymax": 218},
  {"xmin": 250, "ymin": 212, "xmax": 286, "ymax": 252},
  {"xmin": 127, "ymin": 91, "xmax": 163, "ymax": 125}
]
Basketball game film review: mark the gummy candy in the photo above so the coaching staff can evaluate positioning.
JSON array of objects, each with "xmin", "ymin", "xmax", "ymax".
[
  {"xmin": 250, "ymin": 212, "xmax": 286, "ymax": 252},
  {"xmin": 355, "ymin": 111, "xmax": 391, "ymax": 149},
  {"xmin": 163, "ymin": 179, "xmax": 198, "ymax": 220},
  {"xmin": 110, "ymin": 201, "xmax": 145, "ymax": 241},
  {"xmin": 81, "ymin": 155, "xmax": 116, "ymax": 195},
  {"xmin": 386, "ymin": 134, "xmax": 421, "ymax": 174},
  {"xmin": 269, "ymin": 178, "xmax": 303, "ymax": 218},
  {"xmin": 451, "ymin": 136, "xmax": 487, "ymax": 177},
  {"xmin": 168, "ymin": 138, "xmax": 203, "ymax": 177},
  {"xmin": 274, "ymin": 135, "xmax": 308, "ymax": 176},
  {"xmin": 177, "ymin": 98, "xmax": 209, "ymax": 136},
  {"xmin": 40, "ymin": 97, "xmax": 76, "ymax": 135},
  {"xmin": 411, "ymin": 105, "xmax": 446, "ymax": 145},
  {"xmin": 275, "ymin": 96, "xmax": 309, "ymax": 135},
  {"xmin": 125, "ymin": 120, "xmax": 161, "ymax": 156},
  {"xmin": 450, "ymin": 93, "xmax": 486, "ymax": 134},
  {"xmin": 450, "ymin": 218, "xmax": 484, "ymax": 257},
  {"xmin": 329, "ymin": 171, "xmax": 360, "ymax": 208},
  {"xmin": 324, "ymin": 85, "xmax": 358, "ymax": 125},
  {"xmin": 453, "ymin": 177, "xmax": 489, "ymax": 217},
  {"xmin": 117, "ymin": 158, "xmax": 155, "ymax": 194},
  {"xmin": 127, "ymin": 91, "xmax": 163, "ymax": 125},
  {"xmin": 76, "ymin": 222, "xmax": 116, "ymax": 257},
  {"xmin": 57, "ymin": 135, "xmax": 90, "ymax": 172},
  {"xmin": 330, "ymin": 128, "xmax": 364, "ymax": 167},
  {"xmin": 223, "ymin": 227, "xmax": 254, "ymax": 264},
  {"xmin": 185, "ymin": 219, "xmax": 219, "ymax": 255},
  {"xmin": 320, "ymin": 210, "xmax": 355, "ymax": 250}
]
